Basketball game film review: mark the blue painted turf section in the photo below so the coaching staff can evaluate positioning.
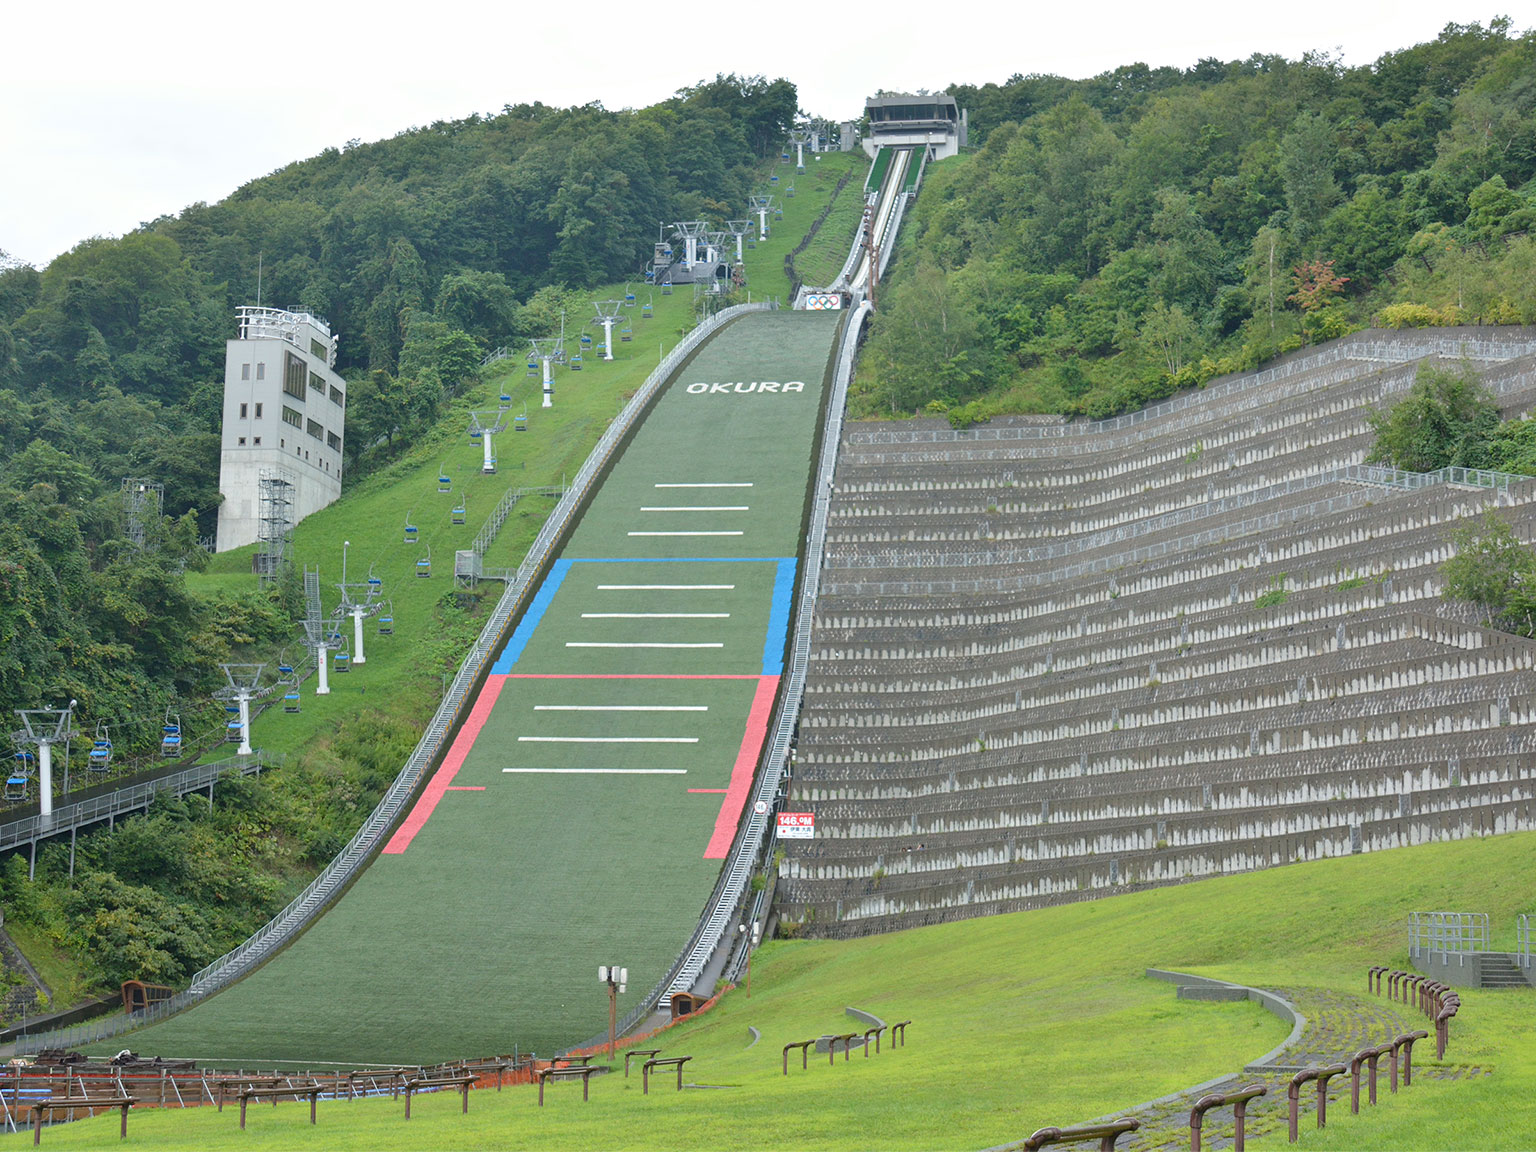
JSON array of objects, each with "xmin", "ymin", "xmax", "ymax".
[
  {"xmin": 762, "ymin": 558, "xmax": 797, "ymax": 676},
  {"xmin": 490, "ymin": 556, "xmax": 796, "ymax": 675}
]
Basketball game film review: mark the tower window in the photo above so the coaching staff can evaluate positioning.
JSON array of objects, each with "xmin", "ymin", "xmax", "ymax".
[{"xmin": 239, "ymin": 403, "xmax": 248, "ymax": 418}]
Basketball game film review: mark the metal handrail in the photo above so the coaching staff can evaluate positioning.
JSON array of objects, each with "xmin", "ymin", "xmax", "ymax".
[
  {"xmin": 1408, "ymin": 910, "xmax": 1490, "ymax": 956},
  {"xmin": 0, "ymin": 754, "xmax": 263, "ymax": 855},
  {"xmin": 16, "ymin": 302, "xmax": 774, "ymax": 1056}
]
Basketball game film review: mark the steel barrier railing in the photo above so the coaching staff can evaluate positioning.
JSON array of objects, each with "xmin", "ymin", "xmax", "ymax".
[
  {"xmin": 15, "ymin": 302, "xmax": 775, "ymax": 1057},
  {"xmin": 1408, "ymin": 910, "xmax": 1490, "ymax": 957},
  {"xmin": 0, "ymin": 754, "xmax": 264, "ymax": 856}
]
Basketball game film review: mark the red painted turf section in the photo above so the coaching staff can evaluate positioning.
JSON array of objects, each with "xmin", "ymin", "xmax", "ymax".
[
  {"xmin": 383, "ymin": 676, "xmax": 507, "ymax": 855},
  {"xmin": 384, "ymin": 672, "xmax": 780, "ymax": 859},
  {"xmin": 706, "ymin": 675, "xmax": 779, "ymax": 859}
]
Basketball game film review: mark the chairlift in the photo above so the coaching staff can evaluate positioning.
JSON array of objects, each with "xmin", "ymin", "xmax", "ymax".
[
  {"xmin": 416, "ymin": 546, "xmax": 432, "ymax": 578},
  {"xmin": 452, "ymin": 502, "xmax": 466, "ymax": 525},
  {"xmin": 526, "ymin": 358, "xmax": 539, "ymax": 378},
  {"xmin": 377, "ymin": 601, "xmax": 394, "ymax": 636},
  {"xmin": 333, "ymin": 651, "xmax": 351, "ymax": 673},
  {"xmin": 438, "ymin": 466, "xmax": 451, "ymax": 493},
  {"xmin": 620, "ymin": 326, "xmax": 633, "ymax": 343},
  {"xmin": 161, "ymin": 712, "xmax": 182, "ymax": 758},
  {"xmin": 367, "ymin": 575, "xmax": 383, "ymax": 594},
  {"xmin": 769, "ymin": 174, "xmax": 779, "ymax": 184},
  {"xmin": 747, "ymin": 238, "xmax": 756, "ymax": 249},
  {"xmin": 774, "ymin": 207, "xmax": 784, "ymax": 221},
  {"xmin": 499, "ymin": 388, "xmax": 513, "ymax": 405},
  {"xmin": 88, "ymin": 721, "xmax": 112, "ymax": 773},
  {"xmin": 780, "ymin": 152, "xmax": 790, "ymax": 162},
  {"xmin": 661, "ymin": 280, "xmax": 673, "ymax": 295},
  {"xmin": 624, "ymin": 289, "xmax": 636, "ymax": 307},
  {"xmin": 642, "ymin": 297, "xmax": 653, "ymax": 319},
  {"xmin": 470, "ymin": 427, "xmax": 483, "ymax": 440},
  {"xmin": 786, "ymin": 185, "xmax": 795, "ymax": 198},
  {"xmin": 514, "ymin": 407, "xmax": 528, "ymax": 432},
  {"xmin": 4, "ymin": 773, "xmax": 27, "ymax": 802},
  {"xmin": 225, "ymin": 719, "xmax": 243, "ymax": 743},
  {"xmin": 404, "ymin": 517, "xmax": 419, "ymax": 544},
  {"xmin": 644, "ymin": 267, "xmax": 655, "ymax": 283},
  {"xmin": 580, "ymin": 333, "xmax": 593, "ymax": 349},
  {"xmin": 284, "ymin": 689, "xmax": 302, "ymax": 714}
]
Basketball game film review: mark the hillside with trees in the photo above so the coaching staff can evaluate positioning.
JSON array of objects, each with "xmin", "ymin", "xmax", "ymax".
[{"xmin": 856, "ymin": 19, "xmax": 1536, "ymax": 424}]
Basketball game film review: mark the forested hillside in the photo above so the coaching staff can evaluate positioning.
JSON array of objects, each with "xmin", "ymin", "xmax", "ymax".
[
  {"xmin": 857, "ymin": 19, "xmax": 1536, "ymax": 423},
  {"xmin": 0, "ymin": 74, "xmax": 795, "ymax": 762}
]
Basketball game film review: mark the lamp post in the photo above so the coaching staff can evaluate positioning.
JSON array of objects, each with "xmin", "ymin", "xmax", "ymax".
[
  {"xmin": 599, "ymin": 965, "xmax": 627, "ymax": 1063},
  {"xmin": 738, "ymin": 921, "xmax": 761, "ymax": 998}
]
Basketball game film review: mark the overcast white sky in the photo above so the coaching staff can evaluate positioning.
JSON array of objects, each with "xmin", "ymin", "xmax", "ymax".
[{"xmin": 0, "ymin": 2, "xmax": 1516, "ymax": 268}]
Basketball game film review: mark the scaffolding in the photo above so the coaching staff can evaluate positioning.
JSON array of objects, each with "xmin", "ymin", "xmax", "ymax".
[
  {"xmin": 256, "ymin": 470, "xmax": 296, "ymax": 586},
  {"xmin": 121, "ymin": 478, "xmax": 163, "ymax": 550}
]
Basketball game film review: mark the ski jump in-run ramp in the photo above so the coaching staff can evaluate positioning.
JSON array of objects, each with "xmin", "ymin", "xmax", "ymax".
[{"xmin": 121, "ymin": 309, "xmax": 845, "ymax": 1066}]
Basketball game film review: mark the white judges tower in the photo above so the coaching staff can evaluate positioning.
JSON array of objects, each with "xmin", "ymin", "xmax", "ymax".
[{"xmin": 216, "ymin": 307, "xmax": 348, "ymax": 554}]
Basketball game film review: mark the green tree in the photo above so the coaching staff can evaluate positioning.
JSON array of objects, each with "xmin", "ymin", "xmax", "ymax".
[
  {"xmin": 1366, "ymin": 361, "xmax": 1499, "ymax": 471},
  {"xmin": 1441, "ymin": 511, "xmax": 1536, "ymax": 626}
]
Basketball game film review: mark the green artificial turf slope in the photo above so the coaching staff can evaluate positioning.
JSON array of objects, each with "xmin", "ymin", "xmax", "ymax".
[{"xmin": 109, "ymin": 311, "xmax": 842, "ymax": 1065}]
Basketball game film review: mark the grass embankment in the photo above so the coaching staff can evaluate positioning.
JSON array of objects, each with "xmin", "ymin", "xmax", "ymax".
[
  {"xmin": 748, "ymin": 151, "xmax": 867, "ymax": 301},
  {"xmin": 47, "ymin": 832, "xmax": 1536, "ymax": 1150},
  {"xmin": 791, "ymin": 158, "xmax": 870, "ymax": 290}
]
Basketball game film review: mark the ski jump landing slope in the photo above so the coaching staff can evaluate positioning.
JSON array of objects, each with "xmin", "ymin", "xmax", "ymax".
[{"xmin": 122, "ymin": 310, "xmax": 844, "ymax": 1066}]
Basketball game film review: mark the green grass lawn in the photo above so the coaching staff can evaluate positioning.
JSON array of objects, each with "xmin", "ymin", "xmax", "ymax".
[{"xmin": 48, "ymin": 831, "xmax": 1536, "ymax": 1150}]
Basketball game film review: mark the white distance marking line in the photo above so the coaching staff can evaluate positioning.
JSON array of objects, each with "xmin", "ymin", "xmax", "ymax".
[
  {"xmin": 580, "ymin": 612, "xmax": 729, "ymax": 618},
  {"xmin": 654, "ymin": 483, "xmax": 753, "ymax": 487},
  {"xmin": 503, "ymin": 768, "xmax": 688, "ymax": 774},
  {"xmin": 627, "ymin": 531, "xmax": 743, "ymax": 536},
  {"xmin": 597, "ymin": 584, "xmax": 735, "ymax": 590},
  {"xmin": 534, "ymin": 705, "xmax": 708, "ymax": 711},
  {"xmin": 565, "ymin": 642, "xmax": 723, "ymax": 648},
  {"xmin": 639, "ymin": 506, "xmax": 749, "ymax": 512},
  {"xmin": 516, "ymin": 736, "xmax": 699, "ymax": 743}
]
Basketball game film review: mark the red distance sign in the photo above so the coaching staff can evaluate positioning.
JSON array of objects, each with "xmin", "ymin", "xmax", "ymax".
[{"xmin": 777, "ymin": 812, "xmax": 814, "ymax": 839}]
